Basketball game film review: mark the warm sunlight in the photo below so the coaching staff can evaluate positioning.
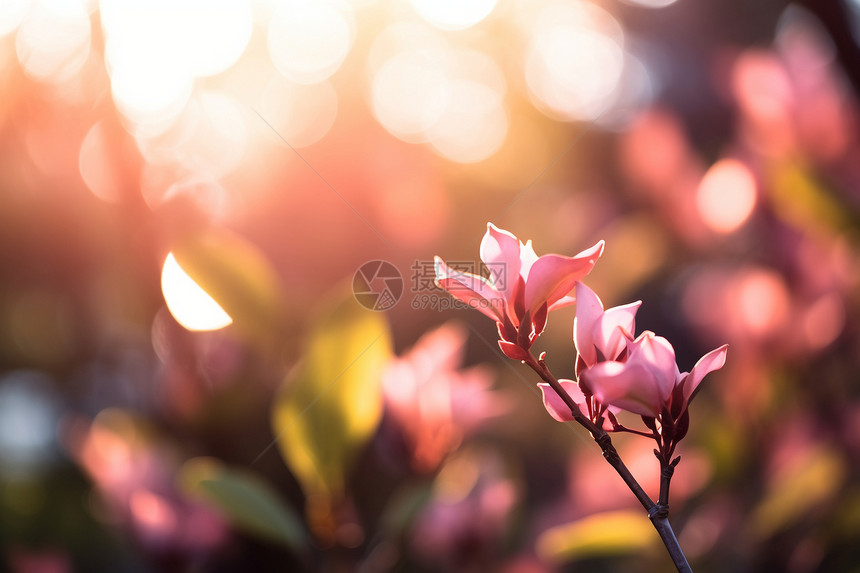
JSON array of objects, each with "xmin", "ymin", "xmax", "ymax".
[
  {"xmin": 409, "ymin": 0, "xmax": 497, "ymax": 31},
  {"xmin": 160, "ymin": 253, "xmax": 233, "ymax": 331}
]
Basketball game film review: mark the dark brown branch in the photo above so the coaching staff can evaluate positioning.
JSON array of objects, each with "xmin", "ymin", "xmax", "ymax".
[{"xmin": 521, "ymin": 351, "xmax": 692, "ymax": 572}]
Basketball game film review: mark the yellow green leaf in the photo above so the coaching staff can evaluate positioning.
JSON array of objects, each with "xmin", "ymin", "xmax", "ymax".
[
  {"xmin": 272, "ymin": 292, "xmax": 392, "ymax": 502},
  {"xmin": 536, "ymin": 510, "xmax": 656, "ymax": 563},
  {"xmin": 750, "ymin": 445, "xmax": 845, "ymax": 538},
  {"xmin": 768, "ymin": 163, "xmax": 853, "ymax": 234}
]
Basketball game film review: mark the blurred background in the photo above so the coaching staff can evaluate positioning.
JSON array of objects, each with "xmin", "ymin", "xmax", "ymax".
[{"xmin": 1, "ymin": 0, "xmax": 860, "ymax": 571}]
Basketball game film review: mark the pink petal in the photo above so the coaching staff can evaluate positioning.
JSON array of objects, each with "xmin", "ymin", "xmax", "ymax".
[
  {"xmin": 573, "ymin": 281, "xmax": 604, "ymax": 367},
  {"xmin": 583, "ymin": 361, "xmax": 663, "ymax": 417},
  {"xmin": 547, "ymin": 294, "xmax": 576, "ymax": 311},
  {"xmin": 480, "ymin": 223, "xmax": 522, "ymax": 301},
  {"xmin": 597, "ymin": 301, "xmax": 642, "ymax": 361},
  {"xmin": 683, "ymin": 344, "xmax": 728, "ymax": 403},
  {"xmin": 434, "ymin": 256, "xmax": 505, "ymax": 322},
  {"xmin": 628, "ymin": 332, "xmax": 678, "ymax": 403},
  {"xmin": 498, "ymin": 340, "xmax": 529, "ymax": 361},
  {"xmin": 539, "ymin": 380, "xmax": 587, "ymax": 422},
  {"xmin": 523, "ymin": 240, "xmax": 604, "ymax": 314},
  {"xmin": 519, "ymin": 240, "xmax": 540, "ymax": 278}
]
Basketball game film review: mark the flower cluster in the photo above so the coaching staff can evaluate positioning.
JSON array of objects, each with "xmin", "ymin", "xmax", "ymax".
[
  {"xmin": 434, "ymin": 223, "xmax": 603, "ymax": 361},
  {"xmin": 435, "ymin": 224, "xmax": 727, "ymax": 458}
]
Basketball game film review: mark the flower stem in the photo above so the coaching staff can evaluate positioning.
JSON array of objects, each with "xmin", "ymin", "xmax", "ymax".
[{"xmin": 522, "ymin": 352, "xmax": 692, "ymax": 572}]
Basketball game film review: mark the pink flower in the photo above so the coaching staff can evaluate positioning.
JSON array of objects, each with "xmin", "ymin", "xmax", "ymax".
[
  {"xmin": 537, "ymin": 284, "xmax": 640, "ymax": 428},
  {"xmin": 383, "ymin": 322, "xmax": 508, "ymax": 472},
  {"xmin": 582, "ymin": 331, "xmax": 728, "ymax": 419},
  {"xmin": 435, "ymin": 223, "xmax": 604, "ymax": 358},
  {"xmin": 573, "ymin": 281, "xmax": 642, "ymax": 375},
  {"xmin": 538, "ymin": 379, "xmax": 616, "ymax": 431}
]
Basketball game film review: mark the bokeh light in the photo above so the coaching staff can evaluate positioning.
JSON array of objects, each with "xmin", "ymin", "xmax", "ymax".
[
  {"xmin": 160, "ymin": 253, "xmax": 233, "ymax": 332},
  {"xmin": 101, "ymin": 0, "xmax": 252, "ymax": 134},
  {"xmin": 79, "ymin": 120, "xmax": 124, "ymax": 203},
  {"xmin": 259, "ymin": 74, "xmax": 338, "ymax": 148},
  {"xmin": 16, "ymin": 0, "xmax": 91, "ymax": 83},
  {"xmin": 0, "ymin": 0, "xmax": 31, "ymax": 37},
  {"xmin": 525, "ymin": 1, "xmax": 625, "ymax": 121},
  {"xmin": 371, "ymin": 45, "xmax": 454, "ymax": 144},
  {"xmin": 267, "ymin": 0, "xmax": 354, "ymax": 84},
  {"xmin": 0, "ymin": 371, "xmax": 58, "ymax": 478},
  {"xmin": 409, "ymin": 0, "xmax": 497, "ymax": 31},
  {"xmin": 371, "ymin": 38, "xmax": 508, "ymax": 162},
  {"xmin": 696, "ymin": 158, "xmax": 758, "ymax": 233}
]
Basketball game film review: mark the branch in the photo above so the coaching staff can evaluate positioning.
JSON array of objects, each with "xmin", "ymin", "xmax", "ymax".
[{"xmin": 522, "ymin": 351, "xmax": 692, "ymax": 572}]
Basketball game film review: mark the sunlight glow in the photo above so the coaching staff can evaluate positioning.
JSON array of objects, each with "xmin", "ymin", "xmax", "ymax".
[
  {"xmin": 161, "ymin": 253, "xmax": 233, "ymax": 332},
  {"xmin": 372, "ymin": 47, "xmax": 452, "ymax": 143},
  {"xmin": 137, "ymin": 91, "xmax": 249, "ymax": 177},
  {"xmin": 525, "ymin": 1, "xmax": 625, "ymax": 121},
  {"xmin": 267, "ymin": 0, "xmax": 354, "ymax": 84},
  {"xmin": 260, "ymin": 75, "xmax": 338, "ymax": 148},
  {"xmin": 371, "ymin": 37, "xmax": 508, "ymax": 162},
  {"xmin": 427, "ymin": 78, "xmax": 508, "ymax": 163},
  {"xmin": 696, "ymin": 159, "xmax": 757, "ymax": 233},
  {"xmin": 101, "ymin": 0, "xmax": 252, "ymax": 133},
  {"xmin": 79, "ymin": 120, "xmax": 124, "ymax": 203},
  {"xmin": 409, "ymin": 0, "xmax": 497, "ymax": 31},
  {"xmin": 16, "ymin": 0, "xmax": 91, "ymax": 83},
  {"xmin": 0, "ymin": 0, "xmax": 30, "ymax": 37}
]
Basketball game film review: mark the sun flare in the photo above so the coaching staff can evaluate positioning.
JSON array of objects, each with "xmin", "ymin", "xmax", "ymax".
[{"xmin": 160, "ymin": 253, "xmax": 232, "ymax": 331}]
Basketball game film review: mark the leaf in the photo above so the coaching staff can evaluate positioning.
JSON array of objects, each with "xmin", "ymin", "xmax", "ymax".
[
  {"xmin": 170, "ymin": 229, "xmax": 286, "ymax": 342},
  {"xmin": 536, "ymin": 510, "xmax": 656, "ymax": 563},
  {"xmin": 272, "ymin": 292, "xmax": 392, "ymax": 501},
  {"xmin": 749, "ymin": 445, "xmax": 845, "ymax": 538},
  {"xmin": 768, "ymin": 163, "xmax": 854, "ymax": 234},
  {"xmin": 179, "ymin": 457, "xmax": 307, "ymax": 552}
]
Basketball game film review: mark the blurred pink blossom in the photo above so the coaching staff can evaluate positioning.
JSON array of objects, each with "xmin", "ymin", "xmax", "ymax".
[
  {"xmin": 411, "ymin": 449, "xmax": 518, "ymax": 569},
  {"xmin": 66, "ymin": 411, "xmax": 227, "ymax": 555},
  {"xmin": 383, "ymin": 322, "xmax": 508, "ymax": 473}
]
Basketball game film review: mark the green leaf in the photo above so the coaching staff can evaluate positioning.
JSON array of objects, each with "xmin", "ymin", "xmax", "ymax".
[
  {"xmin": 170, "ymin": 229, "xmax": 287, "ymax": 343},
  {"xmin": 272, "ymin": 292, "xmax": 392, "ymax": 501},
  {"xmin": 750, "ymin": 445, "xmax": 845, "ymax": 538},
  {"xmin": 179, "ymin": 457, "xmax": 307, "ymax": 552},
  {"xmin": 536, "ymin": 510, "xmax": 656, "ymax": 563}
]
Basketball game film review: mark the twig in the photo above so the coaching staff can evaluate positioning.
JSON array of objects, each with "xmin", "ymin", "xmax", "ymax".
[{"xmin": 521, "ymin": 351, "xmax": 692, "ymax": 572}]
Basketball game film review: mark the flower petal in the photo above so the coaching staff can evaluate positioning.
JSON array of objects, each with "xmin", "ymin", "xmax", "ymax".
[
  {"xmin": 523, "ymin": 240, "xmax": 604, "ymax": 314},
  {"xmin": 548, "ymin": 294, "xmax": 576, "ymax": 312},
  {"xmin": 480, "ymin": 223, "xmax": 522, "ymax": 300},
  {"xmin": 628, "ymin": 331, "xmax": 678, "ymax": 403},
  {"xmin": 573, "ymin": 281, "xmax": 604, "ymax": 367},
  {"xmin": 597, "ymin": 300, "xmax": 642, "ymax": 362},
  {"xmin": 582, "ymin": 361, "xmax": 663, "ymax": 417},
  {"xmin": 539, "ymin": 379, "xmax": 587, "ymax": 422},
  {"xmin": 683, "ymin": 344, "xmax": 728, "ymax": 403},
  {"xmin": 434, "ymin": 256, "xmax": 505, "ymax": 322},
  {"xmin": 519, "ymin": 240, "xmax": 539, "ymax": 279}
]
